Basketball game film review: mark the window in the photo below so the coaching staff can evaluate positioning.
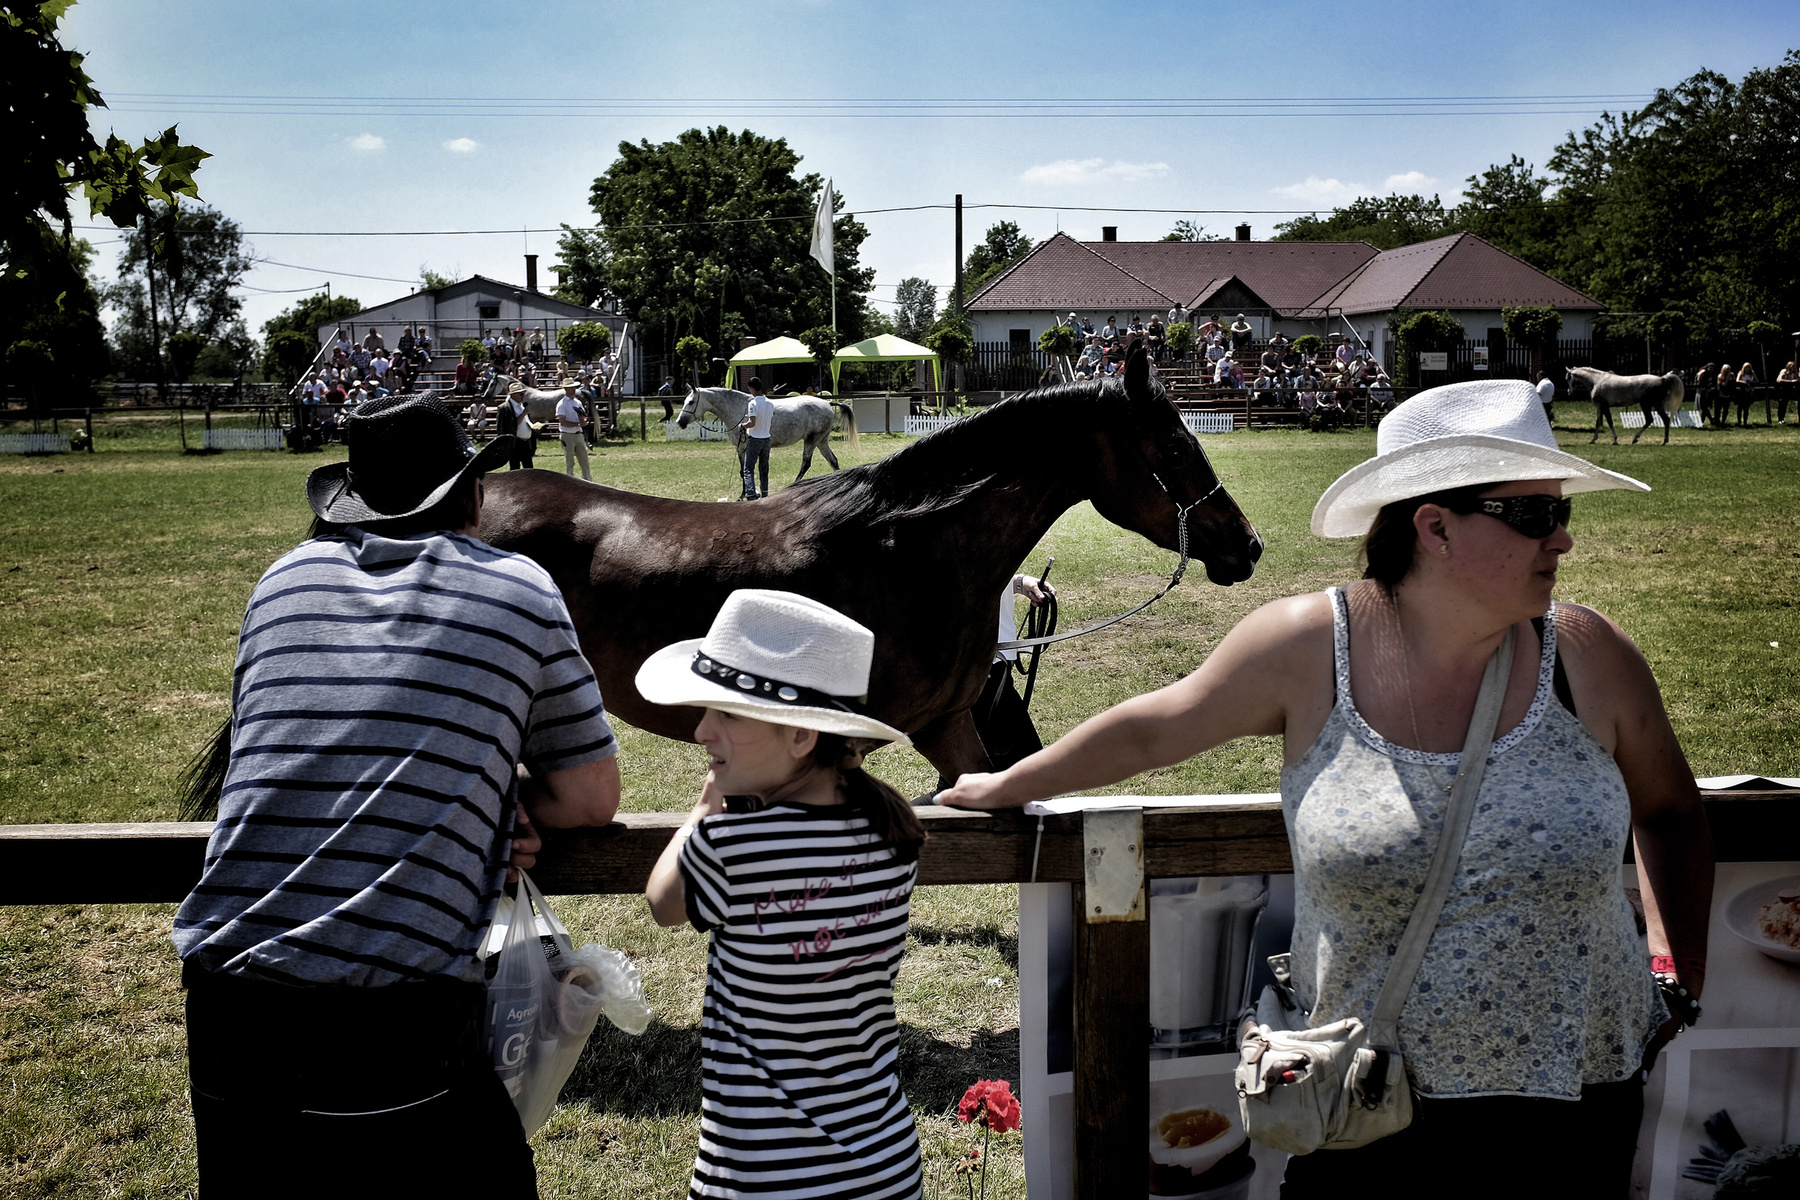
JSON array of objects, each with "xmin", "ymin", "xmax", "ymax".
[
  {"xmin": 1009, "ymin": 329, "xmax": 1031, "ymax": 349},
  {"xmin": 478, "ymin": 304, "xmax": 500, "ymax": 319}
]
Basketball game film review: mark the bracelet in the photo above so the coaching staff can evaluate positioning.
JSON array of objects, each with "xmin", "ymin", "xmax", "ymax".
[
  {"xmin": 1650, "ymin": 955, "xmax": 1707, "ymax": 978},
  {"xmin": 1654, "ymin": 972, "xmax": 1702, "ymax": 1028}
]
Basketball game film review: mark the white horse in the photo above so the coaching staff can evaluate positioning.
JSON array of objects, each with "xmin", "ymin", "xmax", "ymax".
[
  {"xmin": 1566, "ymin": 366, "xmax": 1686, "ymax": 445},
  {"xmin": 677, "ymin": 387, "xmax": 860, "ymax": 483}
]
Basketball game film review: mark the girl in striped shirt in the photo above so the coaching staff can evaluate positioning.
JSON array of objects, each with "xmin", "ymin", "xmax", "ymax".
[{"xmin": 641, "ymin": 590, "xmax": 928, "ymax": 1200}]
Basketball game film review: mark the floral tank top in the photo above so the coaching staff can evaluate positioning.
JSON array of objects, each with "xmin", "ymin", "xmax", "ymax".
[{"xmin": 1278, "ymin": 587, "xmax": 1665, "ymax": 1098}]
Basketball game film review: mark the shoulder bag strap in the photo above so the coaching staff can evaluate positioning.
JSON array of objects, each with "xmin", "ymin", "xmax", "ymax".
[{"xmin": 1367, "ymin": 624, "xmax": 1516, "ymax": 1043}]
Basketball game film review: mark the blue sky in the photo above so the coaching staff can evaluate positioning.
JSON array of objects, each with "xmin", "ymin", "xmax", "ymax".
[{"xmin": 63, "ymin": 0, "xmax": 1799, "ymax": 337}]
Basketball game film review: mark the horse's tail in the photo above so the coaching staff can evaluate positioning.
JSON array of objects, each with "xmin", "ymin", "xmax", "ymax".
[
  {"xmin": 178, "ymin": 714, "xmax": 233, "ymax": 822},
  {"xmin": 832, "ymin": 400, "xmax": 860, "ymax": 451},
  {"xmin": 1663, "ymin": 373, "xmax": 1686, "ymax": 417}
]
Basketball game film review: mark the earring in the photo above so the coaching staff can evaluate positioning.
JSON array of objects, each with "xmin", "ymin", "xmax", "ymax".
[{"xmin": 1437, "ymin": 544, "xmax": 1448, "ymax": 556}]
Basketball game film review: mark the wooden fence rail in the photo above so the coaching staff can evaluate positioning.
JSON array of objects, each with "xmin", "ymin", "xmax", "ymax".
[{"xmin": 3, "ymin": 789, "xmax": 1792, "ymax": 1199}]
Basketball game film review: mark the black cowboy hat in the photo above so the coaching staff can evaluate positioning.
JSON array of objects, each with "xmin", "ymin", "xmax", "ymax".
[{"xmin": 305, "ymin": 395, "xmax": 513, "ymax": 524}]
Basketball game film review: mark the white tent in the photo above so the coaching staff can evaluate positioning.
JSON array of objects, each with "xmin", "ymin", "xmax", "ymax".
[{"xmin": 830, "ymin": 333, "xmax": 941, "ymax": 394}]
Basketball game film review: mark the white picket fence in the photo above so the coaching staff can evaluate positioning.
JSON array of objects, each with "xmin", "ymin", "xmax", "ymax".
[
  {"xmin": 903, "ymin": 415, "xmax": 958, "ymax": 436},
  {"xmin": 203, "ymin": 427, "xmax": 285, "ymax": 450},
  {"xmin": 0, "ymin": 432, "xmax": 71, "ymax": 454},
  {"xmin": 1619, "ymin": 408, "xmax": 1702, "ymax": 429},
  {"xmin": 664, "ymin": 419, "xmax": 732, "ymax": 442},
  {"xmin": 1182, "ymin": 411, "xmax": 1236, "ymax": 434}
]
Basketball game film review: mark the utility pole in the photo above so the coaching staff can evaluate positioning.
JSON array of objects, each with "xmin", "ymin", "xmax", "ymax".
[
  {"xmin": 953, "ymin": 194, "xmax": 963, "ymax": 314},
  {"xmin": 146, "ymin": 237, "xmax": 166, "ymax": 398}
]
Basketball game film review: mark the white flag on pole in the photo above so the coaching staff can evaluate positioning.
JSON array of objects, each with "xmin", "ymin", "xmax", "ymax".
[{"xmin": 809, "ymin": 180, "xmax": 834, "ymax": 275}]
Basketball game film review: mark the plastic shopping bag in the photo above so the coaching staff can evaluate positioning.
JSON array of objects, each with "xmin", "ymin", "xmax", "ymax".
[{"xmin": 480, "ymin": 872, "xmax": 652, "ymax": 1134}]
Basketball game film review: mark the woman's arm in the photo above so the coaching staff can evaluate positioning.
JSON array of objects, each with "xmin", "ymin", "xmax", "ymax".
[
  {"xmin": 645, "ymin": 775, "xmax": 727, "ymax": 927},
  {"xmin": 1562, "ymin": 606, "xmax": 1713, "ymax": 998},
  {"xmin": 941, "ymin": 594, "xmax": 1329, "ymax": 809}
]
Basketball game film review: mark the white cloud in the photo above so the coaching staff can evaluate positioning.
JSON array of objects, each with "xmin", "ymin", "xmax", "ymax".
[
  {"xmin": 443, "ymin": 137, "xmax": 480, "ymax": 154},
  {"xmin": 1020, "ymin": 158, "xmax": 1170, "ymax": 186},
  {"xmin": 1382, "ymin": 170, "xmax": 1438, "ymax": 192},
  {"xmin": 1272, "ymin": 175, "xmax": 1364, "ymax": 204},
  {"xmin": 348, "ymin": 133, "xmax": 387, "ymax": 152}
]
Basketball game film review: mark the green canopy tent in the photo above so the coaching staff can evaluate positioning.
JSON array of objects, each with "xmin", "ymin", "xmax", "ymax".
[
  {"xmin": 725, "ymin": 336, "xmax": 818, "ymax": 391},
  {"xmin": 829, "ymin": 333, "xmax": 941, "ymax": 395}
]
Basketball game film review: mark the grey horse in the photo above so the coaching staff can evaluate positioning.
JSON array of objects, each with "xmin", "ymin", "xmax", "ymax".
[
  {"xmin": 677, "ymin": 387, "xmax": 860, "ymax": 483},
  {"xmin": 481, "ymin": 372, "xmax": 570, "ymax": 428},
  {"xmin": 1566, "ymin": 366, "xmax": 1686, "ymax": 445}
]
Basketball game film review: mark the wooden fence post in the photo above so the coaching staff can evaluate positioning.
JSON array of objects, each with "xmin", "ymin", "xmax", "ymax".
[{"xmin": 1072, "ymin": 881, "xmax": 1150, "ymax": 1200}]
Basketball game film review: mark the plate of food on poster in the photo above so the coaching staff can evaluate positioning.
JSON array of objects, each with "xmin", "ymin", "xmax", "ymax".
[{"xmin": 1724, "ymin": 873, "xmax": 1800, "ymax": 965}]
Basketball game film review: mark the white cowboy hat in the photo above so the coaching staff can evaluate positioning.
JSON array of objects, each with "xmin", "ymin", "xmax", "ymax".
[
  {"xmin": 1311, "ymin": 379, "xmax": 1649, "ymax": 538},
  {"xmin": 635, "ymin": 589, "xmax": 911, "ymax": 745}
]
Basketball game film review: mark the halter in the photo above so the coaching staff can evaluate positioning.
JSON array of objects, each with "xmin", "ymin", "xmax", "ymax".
[{"xmin": 995, "ymin": 471, "xmax": 1224, "ymax": 652}]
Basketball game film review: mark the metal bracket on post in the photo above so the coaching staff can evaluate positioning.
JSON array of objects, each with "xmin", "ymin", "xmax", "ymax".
[{"xmin": 1082, "ymin": 807, "xmax": 1144, "ymax": 922}]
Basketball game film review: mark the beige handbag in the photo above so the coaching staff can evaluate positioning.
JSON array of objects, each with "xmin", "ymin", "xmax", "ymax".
[{"xmin": 1235, "ymin": 627, "xmax": 1515, "ymax": 1156}]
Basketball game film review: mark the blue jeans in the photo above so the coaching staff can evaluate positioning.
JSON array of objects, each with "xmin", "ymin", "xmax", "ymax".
[{"xmin": 740, "ymin": 435, "xmax": 770, "ymax": 498}]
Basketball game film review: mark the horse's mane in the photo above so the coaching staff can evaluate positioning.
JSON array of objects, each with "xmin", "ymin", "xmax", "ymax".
[{"xmin": 786, "ymin": 376, "xmax": 1130, "ymax": 532}]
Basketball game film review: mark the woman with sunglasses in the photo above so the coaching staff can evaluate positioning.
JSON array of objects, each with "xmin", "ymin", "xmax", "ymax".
[{"xmin": 942, "ymin": 379, "xmax": 1712, "ymax": 1197}]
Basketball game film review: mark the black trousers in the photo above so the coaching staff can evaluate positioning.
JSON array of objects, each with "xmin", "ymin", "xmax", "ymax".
[
  {"xmin": 183, "ymin": 961, "xmax": 536, "ymax": 1200},
  {"xmin": 1279, "ymin": 1077, "xmax": 1644, "ymax": 1200},
  {"xmin": 937, "ymin": 661, "xmax": 1043, "ymax": 790}
]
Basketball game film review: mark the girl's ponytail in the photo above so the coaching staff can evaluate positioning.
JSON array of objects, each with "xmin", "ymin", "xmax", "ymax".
[{"xmin": 811, "ymin": 733, "xmax": 926, "ymax": 864}]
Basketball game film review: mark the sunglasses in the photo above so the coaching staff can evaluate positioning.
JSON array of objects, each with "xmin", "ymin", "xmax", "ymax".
[{"xmin": 1445, "ymin": 494, "xmax": 1572, "ymax": 539}]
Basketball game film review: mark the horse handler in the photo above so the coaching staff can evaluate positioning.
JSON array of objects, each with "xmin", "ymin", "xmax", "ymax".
[
  {"xmin": 737, "ymin": 376, "xmax": 774, "ymax": 500},
  {"xmin": 556, "ymin": 375, "xmax": 593, "ymax": 481},
  {"xmin": 172, "ymin": 395, "xmax": 622, "ymax": 1198}
]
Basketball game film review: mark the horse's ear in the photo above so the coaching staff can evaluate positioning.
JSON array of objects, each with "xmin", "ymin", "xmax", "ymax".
[{"xmin": 1124, "ymin": 343, "xmax": 1150, "ymax": 401}]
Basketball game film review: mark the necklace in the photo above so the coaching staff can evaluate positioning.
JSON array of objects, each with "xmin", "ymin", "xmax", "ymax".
[{"xmin": 1390, "ymin": 592, "xmax": 1455, "ymax": 795}]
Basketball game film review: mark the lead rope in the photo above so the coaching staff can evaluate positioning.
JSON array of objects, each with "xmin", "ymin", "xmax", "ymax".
[{"xmin": 994, "ymin": 474, "xmax": 1219, "ymax": 653}]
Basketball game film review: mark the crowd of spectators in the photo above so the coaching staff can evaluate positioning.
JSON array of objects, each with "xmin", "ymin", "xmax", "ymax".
[
  {"xmin": 1061, "ymin": 308, "xmax": 1392, "ymax": 430},
  {"xmin": 1687, "ymin": 358, "xmax": 1797, "ymax": 427},
  {"xmin": 298, "ymin": 325, "xmax": 437, "ymax": 438}
]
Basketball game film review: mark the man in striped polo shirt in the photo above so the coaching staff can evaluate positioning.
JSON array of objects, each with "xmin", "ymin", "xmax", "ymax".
[{"xmin": 173, "ymin": 396, "xmax": 620, "ymax": 1198}]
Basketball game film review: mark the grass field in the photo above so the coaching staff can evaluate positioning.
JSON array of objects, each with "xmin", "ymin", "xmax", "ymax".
[{"xmin": 2, "ymin": 407, "xmax": 1797, "ymax": 1197}]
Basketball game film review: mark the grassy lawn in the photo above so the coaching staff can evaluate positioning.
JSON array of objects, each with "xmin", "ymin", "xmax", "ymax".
[{"xmin": 2, "ymin": 405, "xmax": 1796, "ymax": 1196}]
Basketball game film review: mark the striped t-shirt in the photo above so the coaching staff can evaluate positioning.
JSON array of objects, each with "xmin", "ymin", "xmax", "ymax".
[
  {"xmin": 679, "ymin": 802, "xmax": 923, "ymax": 1200},
  {"xmin": 172, "ymin": 527, "xmax": 616, "ymax": 987}
]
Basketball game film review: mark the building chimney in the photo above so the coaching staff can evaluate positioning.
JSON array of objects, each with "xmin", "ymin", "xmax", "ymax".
[
  {"xmin": 1235, "ymin": 224, "xmax": 1251, "ymax": 242},
  {"xmin": 524, "ymin": 254, "xmax": 539, "ymax": 292},
  {"xmin": 1101, "ymin": 226, "xmax": 1118, "ymax": 242}
]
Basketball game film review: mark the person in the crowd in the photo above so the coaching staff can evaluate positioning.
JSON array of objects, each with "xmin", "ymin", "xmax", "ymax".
[
  {"xmin": 453, "ymin": 355, "xmax": 480, "ymax": 396},
  {"xmin": 397, "ymin": 326, "xmax": 415, "ymax": 360},
  {"xmin": 941, "ymin": 379, "xmax": 1711, "ymax": 1197},
  {"xmin": 736, "ymin": 376, "xmax": 774, "ymax": 501},
  {"xmin": 1735, "ymin": 361, "xmax": 1758, "ymax": 425},
  {"xmin": 527, "ymin": 329, "xmax": 545, "ymax": 362},
  {"xmin": 1229, "ymin": 313, "xmax": 1253, "ymax": 352},
  {"xmin": 1146, "ymin": 314, "xmax": 1166, "ymax": 360},
  {"xmin": 361, "ymin": 328, "xmax": 384, "ymax": 354},
  {"xmin": 1691, "ymin": 362, "xmax": 1718, "ymax": 427},
  {"xmin": 1775, "ymin": 360, "xmax": 1797, "ymax": 424},
  {"xmin": 173, "ymin": 396, "xmax": 621, "ymax": 1198},
  {"xmin": 1535, "ymin": 368, "xmax": 1556, "ymax": 418},
  {"xmin": 555, "ymin": 376, "xmax": 592, "ymax": 482},
  {"xmin": 1197, "ymin": 314, "xmax": 1222, "ymax": 343},
  {"xmin": 1715, "ymin": 363, "xmax": 1740, "ymax": 428},
  {"xmin": 465, "ymin": 394, "xmax": 489, "ymax": 438},
  {"xmin": 1101, "ymin": 316, "xmax": 1119, "ymax": 343},
  {"xmin": 642, "ymin": 589, "xmax": 926, "ymax": 1200}
]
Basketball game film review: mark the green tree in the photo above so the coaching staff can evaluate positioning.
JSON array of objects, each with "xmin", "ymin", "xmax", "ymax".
[
  {"xmin": 419, "ymin": 266, "xmax": 454, "ymax": 291},
  {"xmin": 1164, "ymin": 321, "xmax": 1194, "ymax": 358},
  {"xmin": 892, "ymin": 277, "xmax": 937, "ymax": 342},
  {"xmin": 106, "ymin": 203, "xmax": 253, "ymax": 377},
  {"xmin": 193, "ymin": 322, "xmax": 252, "ymax": 380},
  {"xmin": 164, "ymin": 331, "xmax": 205, "ymax": 383},
  {"xmin": 1162, "ymin": 219, "xmax": 1225, "ymax": 242},
  {"xmin": 260, "ymin": 290, "xmax": 364, "ymax": 375},
  {"xmin": 558, "ymin": 321, "xmax": 612, "ymax": 363},
  {"xmin": 264, "ymin": 331, "xmax": 316, "ymax": 384},
  {"xmin": 458, "ymin": 338, "xmax": 485, "ymax": 364},
  {"xmin": 798, "ymin": 325, "xmax": 838, "ymax": 390},
  {"xmin": 567, "ymin": 128, "xmax": 875, "ymax": 370},
  {"xmin": 962, "ymin": 222, "xmax": 1035, "ymax": 297},
  {"xmin": 1272, "ymin": 194, "xmax": 1456, "ymax": 249},
  {"xmin": 4, "ymin": 0, "xmax": 206, "ymax": 395},
  {"xmin": 675, "ymin": 334, "xmax": 711, "ymax": 386},
  {"xmin": 923, "ymin": 310, "xmax": 973, "ymax": 402},
  {"xmin": 1502, "ymin": 306, "xmax": 1564, "ymax": 373},
  {"xmin": 1037, "ymin": 324, "xmax": 1078, "ymax": 359}
]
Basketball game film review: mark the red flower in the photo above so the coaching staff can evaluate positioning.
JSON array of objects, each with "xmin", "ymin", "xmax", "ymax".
[{"xmin": 957, "ymin": 1079, "xmax": 1022, "ymax": 1132}]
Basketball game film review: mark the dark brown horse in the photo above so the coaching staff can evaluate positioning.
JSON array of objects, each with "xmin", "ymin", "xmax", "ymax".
[{"xmin": 477, "ymin": 349, "xmax": 1262, "ymax": 780}]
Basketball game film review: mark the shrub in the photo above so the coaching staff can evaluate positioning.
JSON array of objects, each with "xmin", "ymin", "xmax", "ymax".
[
  {"xmin": 1392, "ymin": 310, "xmax": 1464, "ymax": 385},
  {"xmin": 1502, "ymin": 306, "xmax": 1563, "ymax": 349},
  {"xmin": 1292, "ymin": 334, "xmax": 1322, "ymax": 357},
  {"xmin": 1037, "ymin": 324, "xmax": 1078, "ymax": 359},
  {"xmin": 165, "ymin": 332, "xmax": 206, "ymax": 383},
  {"xmin": 558, "ymin": 321, "xmax": 611, "ymax": 362},
  {"xmin": 675, "ymin": 335, "xmax": 711, "ymax": 383},
  {"xmin": 458, "ymin": 338, "xmax": 485, "ymax": 364},
  {"xmin": 264, "ymin": 330, "xmax": 316, "ymax": 383},
  {"xmin": 1163, "ymin": 321, "xmax": 1193, "ymax": 358}
]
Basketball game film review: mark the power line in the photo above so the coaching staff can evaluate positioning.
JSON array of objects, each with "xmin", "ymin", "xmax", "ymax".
[{"xmin": 256, "ymin": 258, "xmax": 419, "ymax": 283}]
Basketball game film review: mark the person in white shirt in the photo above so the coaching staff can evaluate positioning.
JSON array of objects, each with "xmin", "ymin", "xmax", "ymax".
[
  {"xmin": 1535, "ymin": 370, "xmax": 1556, "ymax": 417},
  {"xmin": 598, "ymin": 350, "xmax": 619, "ymax": 393},
  {"xmin": 555, "ymin": 377, "xmax": 592, "ymax": 481},
  {"xmin": 371, "ymin": 353, "xmax": 390, "ymax": 381},
  {"xmin": 736, "ymin": 377, "xmax": 775, "ymax": 500},
  {"xmin": 932, "ymin": 572, "xmax": 1055, "ymax": 791}
]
